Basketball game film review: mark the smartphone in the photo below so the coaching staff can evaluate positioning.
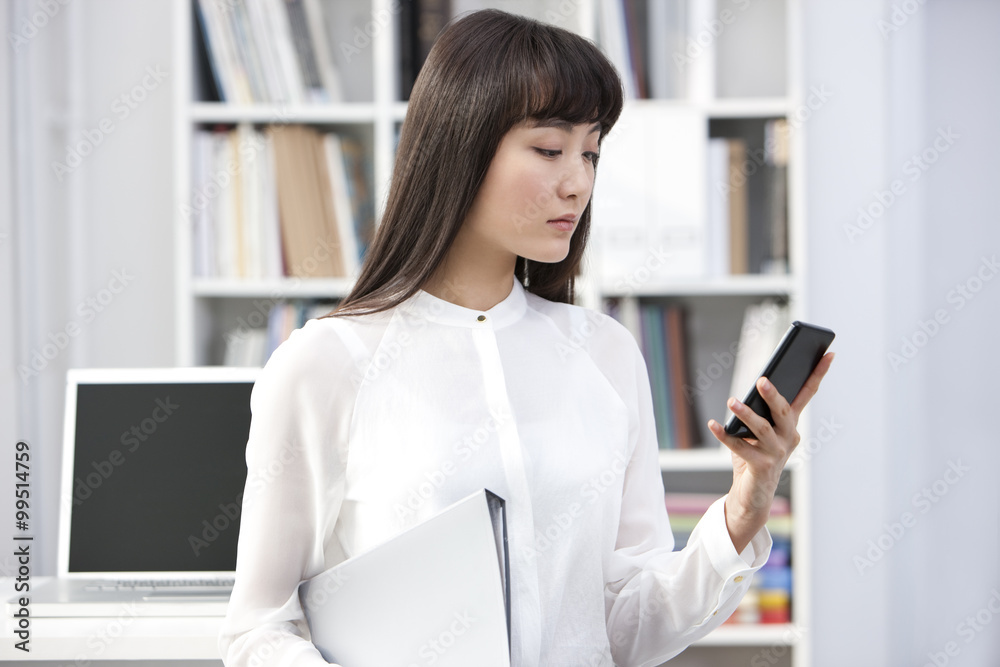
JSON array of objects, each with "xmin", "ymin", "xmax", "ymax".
[{"xmin": 723, "ymin": 321, "xmax": 836, "ymax": 439}]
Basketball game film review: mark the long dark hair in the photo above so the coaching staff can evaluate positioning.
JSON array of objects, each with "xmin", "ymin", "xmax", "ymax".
[{"xmin": 332, "ymin": 8, "xmax": 623, "ymax": 316}]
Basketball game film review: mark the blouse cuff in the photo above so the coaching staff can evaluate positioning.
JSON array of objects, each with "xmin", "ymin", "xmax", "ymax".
[{"xmin": 693, "ymin": 495, "xmax": 772, "ymax": 619}]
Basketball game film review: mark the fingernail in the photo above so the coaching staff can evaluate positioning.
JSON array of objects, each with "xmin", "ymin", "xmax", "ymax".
[{"xmin": 729, "ymin": 398, "xmax": 742, "ymax": 410}]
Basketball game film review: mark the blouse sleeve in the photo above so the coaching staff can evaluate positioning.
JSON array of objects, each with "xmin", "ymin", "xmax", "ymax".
[
  {"xmin": 218, "ymin": 321, "xmax": 355, "ymax": 667},
  {"xmin": 604, "ymin": 335, "xmax": 772, "ymax": 667}
]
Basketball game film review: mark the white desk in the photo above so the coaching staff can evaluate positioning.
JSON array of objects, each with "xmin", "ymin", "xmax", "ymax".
[{"xmin": 1, "ymin": 577, "xmax": 225, "ymax": 662}]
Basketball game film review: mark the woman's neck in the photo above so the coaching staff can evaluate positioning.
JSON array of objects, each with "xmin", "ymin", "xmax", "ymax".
[{"xmin": 420, "ymin": 251, "xmax": 517, "ymax": 311}]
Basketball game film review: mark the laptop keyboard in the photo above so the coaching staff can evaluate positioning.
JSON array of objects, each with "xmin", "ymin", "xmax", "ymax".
[{"xmin": 84, "ymin": 578, "xmax": 235, "ymax": 592}]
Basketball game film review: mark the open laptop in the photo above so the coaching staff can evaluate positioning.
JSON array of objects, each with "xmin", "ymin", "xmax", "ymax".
[{"xmin": 21, "ymin": 367, "xmax": 258, "ymax": 617}]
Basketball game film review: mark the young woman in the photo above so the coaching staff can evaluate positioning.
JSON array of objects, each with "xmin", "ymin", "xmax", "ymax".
[{"xmin": 219, "ymin": 9, "xmax": 833, "ymax": 667}]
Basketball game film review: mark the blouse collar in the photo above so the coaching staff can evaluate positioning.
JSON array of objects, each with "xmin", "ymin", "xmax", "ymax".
[{"xmin": 403, "ymin": 276, "xmax": 527, "ymax": 329}]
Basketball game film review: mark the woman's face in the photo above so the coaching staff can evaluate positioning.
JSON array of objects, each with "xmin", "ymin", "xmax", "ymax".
[{"xmin": 458, "ymin": 118, "xmax": 601, "ymax": 265}]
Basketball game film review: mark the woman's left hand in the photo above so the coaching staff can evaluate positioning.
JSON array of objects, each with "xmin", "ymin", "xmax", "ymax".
[{"xmin": 707, "ymin": 352, "xmax": 835, "ymax": 553}]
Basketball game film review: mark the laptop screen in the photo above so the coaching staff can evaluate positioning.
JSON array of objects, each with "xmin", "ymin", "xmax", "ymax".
[{"xmin": 61, "ymin": 368, "xmax": 257, "ymax": 575}]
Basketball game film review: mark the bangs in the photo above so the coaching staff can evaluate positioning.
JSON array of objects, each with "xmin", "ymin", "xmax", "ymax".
[{"xmin": 501, "ymin": 20, "xmax": 623, "ymax": 138}]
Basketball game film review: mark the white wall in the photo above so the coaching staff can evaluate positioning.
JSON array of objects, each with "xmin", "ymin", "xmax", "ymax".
[
  {"xmin": 3, "ymin": 0, "xmax": 175, "ymax": 576},
  {"xmin": 805, "ymin": 0, "xmax": 1000, "ymax": 664}
]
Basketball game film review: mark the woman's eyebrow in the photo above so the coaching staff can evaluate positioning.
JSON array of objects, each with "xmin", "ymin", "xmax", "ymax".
[{"xmin": 529, "ymin": 119, "xmax": 602, "ymax": 135}]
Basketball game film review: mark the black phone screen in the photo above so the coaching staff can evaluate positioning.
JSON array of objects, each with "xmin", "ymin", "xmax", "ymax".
[{"xmin": 723, "ymin": 321, "xmax": 835, "ymax": 439}]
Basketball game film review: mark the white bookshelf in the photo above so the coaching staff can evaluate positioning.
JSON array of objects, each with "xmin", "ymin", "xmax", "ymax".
[{"xmin": 173, "ymin": 1, "xmax": 809, "ymax": 665}]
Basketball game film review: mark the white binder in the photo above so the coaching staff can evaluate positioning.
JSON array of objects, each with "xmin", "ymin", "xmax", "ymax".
[{"xmin": 299, "ymin": 489, "xmax": 510, "ymax": 667}]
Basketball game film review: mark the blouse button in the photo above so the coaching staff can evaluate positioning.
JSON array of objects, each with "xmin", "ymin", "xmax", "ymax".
[
  {"xmin": 734, "ymin": 575, "xmax": 744, "ymax": 583},
  {"xmin": 477, "ymin": 315, "xmax": 486, "ymax": 322}
]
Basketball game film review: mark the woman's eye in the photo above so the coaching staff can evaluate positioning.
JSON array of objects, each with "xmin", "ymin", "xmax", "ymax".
[
  {"xmin": 534, "ymin": 148, "xmax": 561, "ymax": 158},
  {"xmin": 584, "ymin": 151, "xmax": 600, "ymax": 165}
]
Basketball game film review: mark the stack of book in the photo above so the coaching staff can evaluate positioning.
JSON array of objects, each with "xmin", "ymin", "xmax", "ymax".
[
  {"xmin": 196, "ymin": 0, "xmax": 343, "ymax": 104},
  {"xmin": 597, "ymin": 0, "xmax": 688, "ymax": 100},
  {"xmin": 189, "ymin": 123, "xmax": 373, "ymax": 280},
  {"xmin": 223, "ymin": 300, "xmax": 337, "ymax": 367},
  {"xmin": 606, "ymin": 299, "xmax": 699, "ymax": 449},
  {"xmin": 707, "ymin": 118, "xmax": 790, "ymax": 276}
]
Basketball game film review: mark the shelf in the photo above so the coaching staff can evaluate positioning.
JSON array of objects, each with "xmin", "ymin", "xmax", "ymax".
[
  {"xmin": 602, "ymin": 274, "xmax": 793, "ymax": 298},
  {"xmin": 381, "ymin": 97, "xmax": 791, "ymax": 125},
  {"xmin": 659, "ymin": 448, "xmax": 731, "ymax": 471},
  {"xmin": 622, "ymin": 97, "xmax": 790, "ymax": 118},
  {"xmin": 694, "ymin": 623, "xmax": 802, "ymax": 647},
  {"xmin": 189, "ymin": 102, "xmax": 378, "ymax": 124},
  {"xmin": 661, "ymin": 446, "xmax": 804, "ymax": 473},
  {"xmin": 703, "ymin": 97, "xmax": 791, "ymax": 118},
  {"xmin": 191, "ymin": 277, "xmax": 356, "ymax": 299}
]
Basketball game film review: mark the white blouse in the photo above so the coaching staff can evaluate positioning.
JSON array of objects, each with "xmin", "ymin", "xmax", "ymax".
[{"xmin": 218, "ymin": 276, "xmax": 771, "ymax": 667}]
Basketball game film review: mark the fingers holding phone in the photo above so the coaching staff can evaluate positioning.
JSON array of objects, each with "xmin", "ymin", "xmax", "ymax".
[{"xmin": 723, "ymin": 321, "xmax": 836, "ymax": 440}]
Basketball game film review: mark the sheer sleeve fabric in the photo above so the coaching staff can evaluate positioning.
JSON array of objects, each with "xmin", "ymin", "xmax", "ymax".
[
  {"xmin": 218, "ymin": 319, "xmax": 361, "ymax": 667},
  {"xmin": 598, "ymin": 325, "xmax": 772, "ymax": 666}
]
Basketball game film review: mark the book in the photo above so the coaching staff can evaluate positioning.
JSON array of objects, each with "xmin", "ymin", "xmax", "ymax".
[
  {"xmin": 399, "ymin": 0, "xmax": 452, "ymax": 100},
  {"xmin": 647, "ymin": 0, "xmax": 687, "ymax": 99},
  {"xmin": 763, "ymin": 118, "xmax": 790, "ymax": 274},
  {"xmin": 725, "ymin": 299, "xmax": 791, "ymax": 436},
  {"xmin": 264, "ymin": 0, "xmax": 309, "ymax": 104},
  {"xmin": 303, "ymin": 0, "xmax": 343, "ymax": 102},
  {"xmin": 196, "ymin": 0, "xmax": 346, "ymax": 104},
  {"xmin": 299, "ymin": 489, "xmax": 510, "ymax": 667},
  {"xmin": 727, "ymin": 138, "xmax": 750, "ymax": 274},
  {"xmin": 665, "ymin": 306, "xmax": 697, "ymax": 448},
  {"xmin": 640, "ymin": 304, "xmax": 671, "ymax": 448},
  {"xmin": 597, "ymin": 0, "xmax": 636, "ymax": 99},
  {"xmin": 322, "ymin": 134, "xmax": 361, "ymax": 277},
  {"xmin": 194, "ymin": 124, "xmax": 365, "ymax": 280},
  {"xmin": 706, "ymin": 137, "xmax": 731, "ymax": 277},
  {"xmin": 591, "ymin": 105, "xmax": 706, "ymax": 284}
]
